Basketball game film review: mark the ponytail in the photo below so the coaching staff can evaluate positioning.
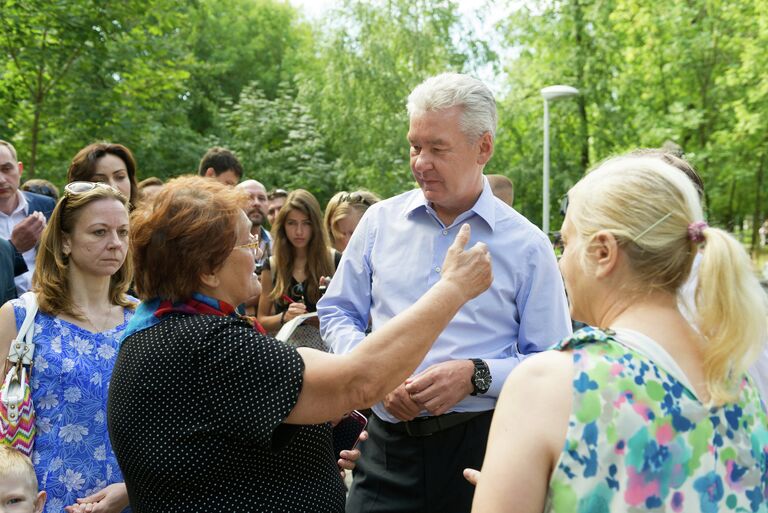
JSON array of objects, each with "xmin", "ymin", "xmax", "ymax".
[{"xmin": 695, "ymin": 227, "xmax": 768, "ymax": 405}]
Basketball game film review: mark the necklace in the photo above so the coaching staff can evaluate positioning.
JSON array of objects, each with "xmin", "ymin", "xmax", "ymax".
[{"xmin": 80, "ymin": 305, "xmax": 116, "ymax": 333}]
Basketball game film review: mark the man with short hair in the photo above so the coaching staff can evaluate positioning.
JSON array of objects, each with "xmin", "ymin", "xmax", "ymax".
[
  {"xmin": 318, "ymin": 73, "xmax": 571, "ymax": 512},
  {"xmin": 0, "ymin": 140, "xmax": 55, "ymax": 294},
  {"xmin": 266, "ymin": 188, "xmax": 288, "ymax": 227},
  {"xmin": 197, "ymin": 146, "xmax": 243, "ymax": 186},
  {"xmin": 0, "ymin": 238, "xmax": 18, "ymax": 304},
  {"xmin": 236, "ymin": 179, "xmax": 271, "ymax": 316},
  {"xmin": 237, "ymin": 179, "xmax": 272, "ymax": 271}
]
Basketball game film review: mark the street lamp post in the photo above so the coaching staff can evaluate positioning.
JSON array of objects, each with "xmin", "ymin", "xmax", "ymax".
[{"xmin": 541, "ymin": 85, "xmax": 579, "ymax": 235}]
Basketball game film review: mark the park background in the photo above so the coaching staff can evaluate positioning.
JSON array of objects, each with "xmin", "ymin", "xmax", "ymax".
[{"xmin": 1, "ymin": 0, "xmax": 766, "ymax": 259}]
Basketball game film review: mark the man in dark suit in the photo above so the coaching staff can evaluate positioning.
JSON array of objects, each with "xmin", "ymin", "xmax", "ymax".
[
  {"xmin": 0, "ymin": 238, "xmax": 18, "ymax": 304},
  {"xmin": 0, "ymin": 140, "xmax": 56, "ymax": 295}
]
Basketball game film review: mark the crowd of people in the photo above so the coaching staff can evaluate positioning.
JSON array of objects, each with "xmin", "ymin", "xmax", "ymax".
[{"xmin": 1, "ymin": 71, "xmax": 766, "ymax": 513}]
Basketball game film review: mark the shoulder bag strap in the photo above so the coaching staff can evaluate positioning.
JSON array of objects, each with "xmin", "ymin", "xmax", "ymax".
[{"xmin": 6, "ymin": 292, "xmax": 39, "ymax": 366}]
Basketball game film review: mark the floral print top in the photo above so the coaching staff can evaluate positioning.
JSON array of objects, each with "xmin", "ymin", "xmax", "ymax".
[
  {"xmin": 13, "ymin": 299, "xmax": 133, "ymax": 513},
  {"xmin": 546, "ymin": 327, "xmax": 768, "ymax": 513}
]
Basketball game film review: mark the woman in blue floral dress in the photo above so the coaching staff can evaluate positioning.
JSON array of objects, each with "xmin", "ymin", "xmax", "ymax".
[
  {"xmin": 473, "ymin": 155, "xmax": 768, "ymax": 512},
  {"xmin": 1, "ymin": 182, "xmax": 134, "ymax": 513}
]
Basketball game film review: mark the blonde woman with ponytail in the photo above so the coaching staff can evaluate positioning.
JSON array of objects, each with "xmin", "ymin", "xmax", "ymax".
[{"xmin": 472, "ymin": 155, "xmax": 767, "ymax": 513}]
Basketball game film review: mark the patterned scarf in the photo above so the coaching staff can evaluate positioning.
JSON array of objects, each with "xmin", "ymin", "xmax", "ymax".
[{"xmin": 120, "ymin": 292, "xmax": 266, "ymax": 342}]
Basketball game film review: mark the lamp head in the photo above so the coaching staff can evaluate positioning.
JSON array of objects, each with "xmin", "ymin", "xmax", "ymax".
[{"xmin": 541, "ymin": 85, "xmax": 580, "ymax": 101}]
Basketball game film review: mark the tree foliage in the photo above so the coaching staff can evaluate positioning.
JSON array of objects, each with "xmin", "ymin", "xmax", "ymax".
[
  {"xmin": 494, "ymin": 0, "xmax": 768, "ymax": 234},
  {"xmin": 0, "ymin": 0, "xmax": 193, "ymax": 178},
  {"xmin": 220, "ymin": 83, "xmax": 337, "ymax": 202},
  {"xmin": 297, "ymin": 0, "xmax": 486, "ymax": 197},
  {"xmin": 0, "ymin": 0, "xmax": 765, "ymax": 236}
]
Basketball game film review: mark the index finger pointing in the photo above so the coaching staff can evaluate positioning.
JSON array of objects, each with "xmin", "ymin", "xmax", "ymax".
[{"xmin": 450, "ymin": 224, "xmax": 472, "ymax": 251}]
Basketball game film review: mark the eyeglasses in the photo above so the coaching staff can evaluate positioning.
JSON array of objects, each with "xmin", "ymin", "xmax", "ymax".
[
  {"xmin": 234, "ymin": 234, "xmax": 264, "ymax": 260},
  {"xmin": 64, "ymin": 181, "xmax": 117, "ymax": 197}
]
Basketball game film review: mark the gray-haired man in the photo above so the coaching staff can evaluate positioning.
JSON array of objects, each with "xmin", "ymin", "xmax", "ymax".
[{"xmin": 319, "ymin": 73, "xmax": 571, "ymax": 512}]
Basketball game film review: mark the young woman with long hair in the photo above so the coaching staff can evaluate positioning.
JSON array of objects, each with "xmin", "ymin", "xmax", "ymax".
[{"xmin": 258, "ymin": 189, "xmax": 339, "ymax": 333}]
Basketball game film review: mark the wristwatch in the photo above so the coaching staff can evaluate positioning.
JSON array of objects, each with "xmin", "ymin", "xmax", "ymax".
[{"xmin": 470, "ymin": 358, "xmax": 492, "ymax": 396}]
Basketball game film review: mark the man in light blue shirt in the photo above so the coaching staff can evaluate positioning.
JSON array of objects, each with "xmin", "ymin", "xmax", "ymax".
[{"xmin": 318, "ymin": 73, "xmax": 572, "ymax": 513}]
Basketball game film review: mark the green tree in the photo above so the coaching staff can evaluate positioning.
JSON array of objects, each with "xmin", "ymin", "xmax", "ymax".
[
  {"xmin": 299, "ymin": 0, "xmax": 491, "ymax": 198},
  {"xmin": 220, "ymin": 83, "xmax": 337, "ymax": 202},
  {"xmin": 0, "ymin": 0, "xmax": 194, "ymax": 181},
  {"xmin": 494, "ymin": 0, "xmax": 766, "ymax": 232},
  {"xmin": 185, "ymin": 0, "xmax": 313, "ymax": 136},
  {"xmin": 712, "ymin": 0, "xmax": 768, "ymax": 253}
]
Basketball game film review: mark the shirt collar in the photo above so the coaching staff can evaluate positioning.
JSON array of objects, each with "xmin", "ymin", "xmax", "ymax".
[
  {"xmin": 402, "ymin": 177, "xmax": 498, "ymax": 231},
  {"xmin": 6, "ymin": 190, "xmax": 28, "ymax": 217}
]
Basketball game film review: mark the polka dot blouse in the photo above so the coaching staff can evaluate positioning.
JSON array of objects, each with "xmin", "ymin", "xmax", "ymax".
[{"xmin": 107, "ymin": 314, "xmax": 346, "ymax": 512}]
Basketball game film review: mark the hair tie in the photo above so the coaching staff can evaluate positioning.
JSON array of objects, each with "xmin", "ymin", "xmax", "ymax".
[{"xmin": 687, "ymin": 221, "xmax": 708, "ymax": 243}]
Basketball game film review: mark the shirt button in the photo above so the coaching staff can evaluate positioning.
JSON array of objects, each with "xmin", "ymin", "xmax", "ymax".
[
  {"xmin": 435, "ymin": 266, "xmax": 441, "ymax": 272},
  {"xmin": 442, "ymin": 230, "xmax": 448, "ymax": 235}
]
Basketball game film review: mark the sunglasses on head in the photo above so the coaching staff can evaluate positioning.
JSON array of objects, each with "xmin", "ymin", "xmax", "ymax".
[
  {"xmin": 64, "ymin": 181, "xmax": 117, "ymax": 197},
  {"xmin": 340, "ymin": 192, "xmax": 374, "ymax": 207}
]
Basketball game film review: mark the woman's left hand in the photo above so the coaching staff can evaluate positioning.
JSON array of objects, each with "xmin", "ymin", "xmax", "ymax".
[
  {"xmin": 64, "ymin": 483, "xmax": 129, "ymax": 513},
  {"xmin": 337, "ymin": 429, "xmax": 368, "ymax": 478}
]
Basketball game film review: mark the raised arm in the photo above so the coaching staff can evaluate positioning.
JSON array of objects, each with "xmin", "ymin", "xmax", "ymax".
[{"xmin": 285, "ymin": 224, "xmax": 492, "ymax": 424}]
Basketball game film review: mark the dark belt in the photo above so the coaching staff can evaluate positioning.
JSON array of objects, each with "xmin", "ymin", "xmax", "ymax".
[{"xmin": 380, "ymin": 410, "xmax": 491, "ymax": 437}]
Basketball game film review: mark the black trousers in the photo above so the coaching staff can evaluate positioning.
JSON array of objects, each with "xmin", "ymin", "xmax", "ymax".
[{"xmin": 346, "ymin": 411, "xmax": 493, "ymax": 513}]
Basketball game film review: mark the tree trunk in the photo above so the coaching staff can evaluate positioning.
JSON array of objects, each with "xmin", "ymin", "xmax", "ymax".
[
  {"xmin": 29, "ymin": 60, "xmax": 47, "ymax": 178},
  {"xmin": 573, "ymin": 0, "xmax": 590, "ymax": 170},
  {"xmin": 29, "ymin": 100, "xmax": 42, "ymax": 178},
  {"xmin": 751, "ymin": 153, "xmax": 765, "ymax": 256},
  {"xmin": 725, "ymin": 176, "xmax": 736, "ymax": 232}
]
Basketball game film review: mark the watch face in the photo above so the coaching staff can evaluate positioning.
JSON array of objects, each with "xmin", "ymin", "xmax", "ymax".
[
  {"xmin": 475, "ymin": 371, "xmax": 491, "ymax": 392},
  {"xmin": 473, "ymin": 361, "xmax": 492, "ymax": 393}
]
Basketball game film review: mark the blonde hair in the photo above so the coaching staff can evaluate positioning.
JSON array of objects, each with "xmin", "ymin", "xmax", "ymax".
[
  {"xmin": 33, "ymin": 185, "xmax": 134, "ymax": 318},
  {"xmin": 0, "ymin": 445, "xmax": 38, "ymax": 494},
  {"xmin": 567, "ymin": 156, "xmax": 767, "ymax": 405},
  {"xmin": 270, "ymin": 189, "xmax": 334, "ymax": 307},
  {"xmin": 324, "ymin": 190, "xmax": 380, "ymax": 248}
]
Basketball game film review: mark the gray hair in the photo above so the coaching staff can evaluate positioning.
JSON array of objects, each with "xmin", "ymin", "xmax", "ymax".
[{"xmin": 407, "ymin": 73, "xmax": 497, "ymax": 141}]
